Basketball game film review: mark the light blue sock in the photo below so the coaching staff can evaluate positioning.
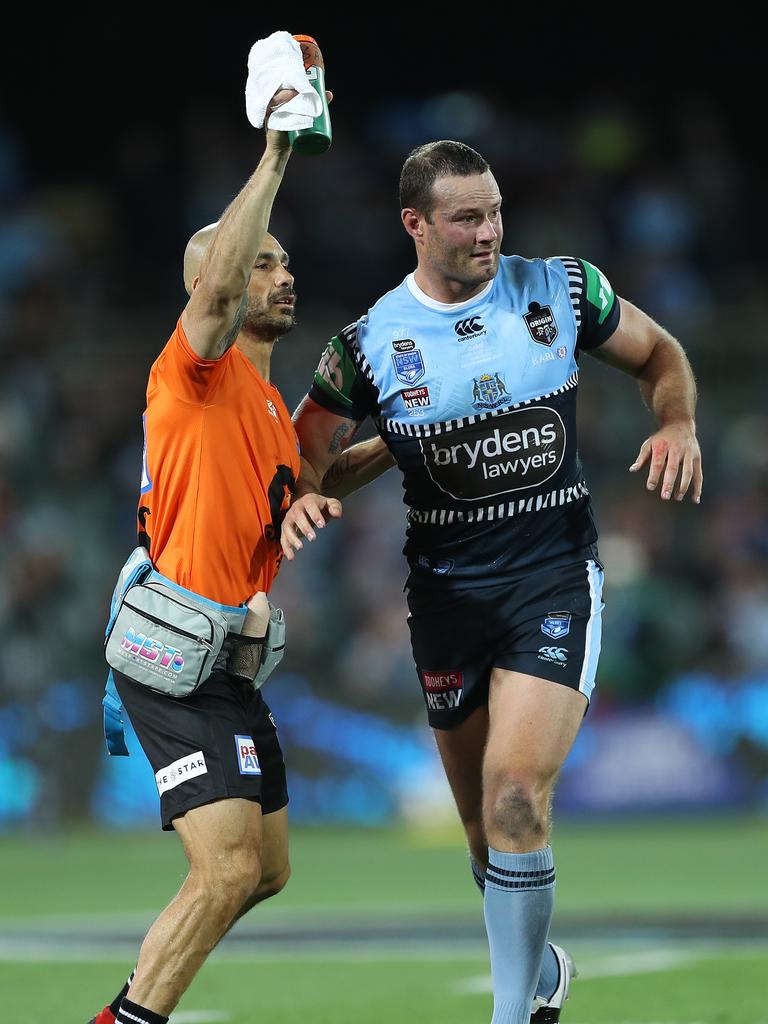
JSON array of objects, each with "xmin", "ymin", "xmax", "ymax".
[
  {"xmin": 470, "ymin": 855, "xmax": 559, "ymax": 1001},
  {"xmin": 483, "ymin": 846, "xmax": 555, "ymax": 1024},
  {"xmin": 536, "ymin": 942, "xmax": 559, "ymax": 1001}
]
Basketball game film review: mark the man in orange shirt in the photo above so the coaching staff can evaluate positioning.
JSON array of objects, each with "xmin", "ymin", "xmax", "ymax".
[{"xmin": 88, "ymin": 87, "xmax": 315, "ymax": 1024}]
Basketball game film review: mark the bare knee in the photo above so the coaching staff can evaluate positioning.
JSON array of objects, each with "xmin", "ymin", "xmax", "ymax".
[
  {"xmin": 484, "ymin": 779, "xmax": 549, "ymax": 849},
  {"xmin": 255, "ymin": 860, "xmax": 291, "ymax": 902},
  {"xmin": 192, "ymin": 847, "xmax": 264, "ymax": 919},
  {"xmin": 241, "ymin": 861, "xmax": 291, "ymax": 916}
]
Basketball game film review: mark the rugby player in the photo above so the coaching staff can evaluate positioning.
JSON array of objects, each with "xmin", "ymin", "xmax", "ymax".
[{"xmin": 282, "ymin": 140, "xmax": 702, "ymax": 1023}]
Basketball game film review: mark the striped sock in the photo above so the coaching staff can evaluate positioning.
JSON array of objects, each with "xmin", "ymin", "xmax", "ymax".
[
  {"xmin": 483, "ymin": 846, "xmax": 556, "ymax": 1024},
  {"xmin": 110, "ymin": 969, "xmax": 136, "ymax": 1017},
  {"xmin": 469, "ymin": 856, "xmax": 559, "ymax": 1002},
  {"xmin": 115, "ymin": 998, "xmax": 168, "ymax": 1024}
]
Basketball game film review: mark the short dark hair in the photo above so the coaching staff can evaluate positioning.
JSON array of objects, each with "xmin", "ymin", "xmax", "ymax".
[{"xmin": 399, "ymin": 140, "xmax": 490, "ymax": 220}]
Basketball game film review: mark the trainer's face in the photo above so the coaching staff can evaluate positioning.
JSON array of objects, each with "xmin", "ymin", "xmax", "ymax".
[
  {"xmin": 418, "ymin": 172, "xmax": 503, "ymax": 289},
  {"xmin": 244, "ymin": 234, "xmax": 296, "ymax": 339}
]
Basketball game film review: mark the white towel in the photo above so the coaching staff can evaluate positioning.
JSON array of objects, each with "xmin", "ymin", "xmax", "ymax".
[{"xmin": 245, "ymin": 30, "xmax": 322, "ymax": 131}]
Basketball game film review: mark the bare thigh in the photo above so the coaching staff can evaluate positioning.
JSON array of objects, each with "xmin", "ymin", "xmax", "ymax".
[{"xmin": 174, "ymin": 796, "xmax": 264, "ymax": 881}]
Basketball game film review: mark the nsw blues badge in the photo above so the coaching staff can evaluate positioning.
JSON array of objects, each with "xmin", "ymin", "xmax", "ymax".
[
  {"xmin": 541, "ymin": 612, "xmax": 571, "ymax": 640},
  {"xmin": 392, "ymin": 349, "xmax": 426, "ymax": 385},
  {"xmin": 235, "ymin": 735, "xmax": 262, "ymax": 775}
]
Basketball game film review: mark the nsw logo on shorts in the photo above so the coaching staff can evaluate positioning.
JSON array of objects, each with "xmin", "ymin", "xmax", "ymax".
[
  {"xmin": 235, "ymin": 735, "xmax": 262, "ymax": 776},
  {"xmin": 541, "ymin": 612, "xmax": 571, "ymax": 640}
]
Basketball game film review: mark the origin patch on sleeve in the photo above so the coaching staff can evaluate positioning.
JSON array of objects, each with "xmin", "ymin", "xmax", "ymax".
[{"xmin": 235, "ymin": 735, "xmax": 262, "ymax": 775}]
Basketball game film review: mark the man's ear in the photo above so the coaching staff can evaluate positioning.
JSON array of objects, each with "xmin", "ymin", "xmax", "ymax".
[{"xmin": 401, "ymin": 208, "xmax": 425, "ymax": 241}]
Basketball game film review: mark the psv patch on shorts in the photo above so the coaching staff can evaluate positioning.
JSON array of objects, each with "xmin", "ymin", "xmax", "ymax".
[{"xmin": 407, "ymin": 558, "xmax": 604, "ymax": 729}]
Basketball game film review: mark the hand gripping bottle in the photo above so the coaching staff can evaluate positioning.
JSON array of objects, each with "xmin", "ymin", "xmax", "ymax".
[{"xmin": 288, "ymin": 34, "xmax": 332, "ymax": 154}]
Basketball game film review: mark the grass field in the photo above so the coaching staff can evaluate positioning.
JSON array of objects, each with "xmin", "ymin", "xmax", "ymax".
[{"xmin": 1, "ymin": 815, "xmax": 766, "ymax": 1023}]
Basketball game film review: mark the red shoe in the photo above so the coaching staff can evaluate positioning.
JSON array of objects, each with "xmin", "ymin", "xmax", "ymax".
[{"xmin": 87, "ymin": 1008, "xmax": 116, "ymax": 1024}]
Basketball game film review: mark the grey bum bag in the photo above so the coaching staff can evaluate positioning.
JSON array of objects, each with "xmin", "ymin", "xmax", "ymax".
[{"xmin": 104, "ymin": 550, "xmax": 285, "ymax": 698}]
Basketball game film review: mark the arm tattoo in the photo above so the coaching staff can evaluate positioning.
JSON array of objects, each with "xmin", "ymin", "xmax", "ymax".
[
  {"xmin": 217, "ymin": 295, "xmax": 248, "ymax": 354},
  {"xmin": 323, "ymin": 452, "xmax": 353, "ymax": 489},
  {"xmin": 328, "ymin": 422, "xmax": 352, "ymax": 455}
]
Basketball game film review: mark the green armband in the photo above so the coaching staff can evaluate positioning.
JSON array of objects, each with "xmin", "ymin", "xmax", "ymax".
[
  {"xmin": 313, "ymin": 335, "xmax": 358, "ymax": 407},
  {"xmin": 582, "ymin": 259, "xmax": 616, "ymax": 325}
]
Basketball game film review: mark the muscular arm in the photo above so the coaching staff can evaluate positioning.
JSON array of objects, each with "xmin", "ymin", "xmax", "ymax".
[
  {"xmin": 321, "ymin": 436, "xmax": 396, "ymax": 498},
  {"xmin": 181, "ymin": 114, "xmax": 293, "ymax": 359},
  {"xmin": 292, "ymin": 396, "xmax": 364, "ymax": 493},
  {"xmin": 280, "ymin": 397, "xmax": 395, "ymax": 558},
  {"xmin": 589, "ymin": 297, "xmax": 702, "ymax": 502}
]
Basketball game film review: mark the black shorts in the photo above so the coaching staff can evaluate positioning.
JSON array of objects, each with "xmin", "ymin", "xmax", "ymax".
[
  {"xmin": 113, "ymin": 669, "xmax": 288, "ymax": 830},
  {"xmin": 406, "ymin": 558, "xmax": 604, "ymax": 730}
]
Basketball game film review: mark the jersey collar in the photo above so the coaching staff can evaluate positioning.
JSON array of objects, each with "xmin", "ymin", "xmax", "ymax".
[{"xmin": 406, "ymin": 273, "xmax": 494, "ymax": 312}]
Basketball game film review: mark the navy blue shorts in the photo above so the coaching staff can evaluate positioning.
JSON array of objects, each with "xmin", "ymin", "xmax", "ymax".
[
  {"xmin": 406, "ymin": 558, "xmax": 605, "ymax": 729},
  {"xmin": 114, "ymin": 669, "xmax": 288, "ymax": 830}
]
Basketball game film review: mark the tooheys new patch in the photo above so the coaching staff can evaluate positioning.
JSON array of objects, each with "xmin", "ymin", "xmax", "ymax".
[{"xmin": 524, "ymin": 302, "xmax": 559, "ymax": 346}]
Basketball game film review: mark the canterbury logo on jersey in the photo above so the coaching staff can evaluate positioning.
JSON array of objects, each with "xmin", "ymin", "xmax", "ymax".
[{"xmin": 454, "ymin": 316, "xmax": 484, "ymax": 337}]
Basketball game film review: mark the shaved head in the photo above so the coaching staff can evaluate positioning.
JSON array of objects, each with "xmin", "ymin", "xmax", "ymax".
[
  {"xmin": 183, "ymin": 222, "xmax": 219, "ymax": 294},
  {"xmin": 182, "ymin": 225, "xmax": 288, "ymax": 297}
]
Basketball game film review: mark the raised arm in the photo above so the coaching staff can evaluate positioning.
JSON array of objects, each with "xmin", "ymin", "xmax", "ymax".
[
  {"xmin": 180, "ymin": 98, "xmax": 295, "ymax": 360},
  {"xmin": 589, "ymin": 297, "xmax": 702, "ymax": 503}
]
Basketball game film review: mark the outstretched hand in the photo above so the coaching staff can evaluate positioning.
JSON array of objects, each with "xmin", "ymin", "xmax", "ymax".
[
  {"xmin": 281, "ymin": 492, "xmax": 342, "ymax": 560},
  {"xmin": 629, "ymin": 422, "xmax": 702, "ymax": 503}
]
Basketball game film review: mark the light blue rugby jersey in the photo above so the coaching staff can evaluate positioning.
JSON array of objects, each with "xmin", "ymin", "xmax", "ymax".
[{"xmin": 309, "ymin": 254, "xmax": 620, "ymax": 587}]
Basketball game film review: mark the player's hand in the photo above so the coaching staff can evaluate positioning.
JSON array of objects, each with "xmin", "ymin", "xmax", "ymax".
[
  {"xmin": 266, "ymin": 89, "xmax": 333, "ymax": 152},
  {"xmin": 629, "ymin": 421, "xmax": 702, "ymax": 503},
  {"xmin": 281, "ymin": 492, "xmax": 342, "ymax": 560}
]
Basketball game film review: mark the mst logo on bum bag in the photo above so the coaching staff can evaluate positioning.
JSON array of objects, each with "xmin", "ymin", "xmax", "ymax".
[{"xmin": 420, "ymin": 406, "xmax": 566, "ymax": 500}]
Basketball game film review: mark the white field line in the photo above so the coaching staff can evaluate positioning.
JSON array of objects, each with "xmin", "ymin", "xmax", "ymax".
[
  {"xmin": 0, "ymin": 939, "xmax": 491, "ymax": 964},
  {"xmin": 0, "ymin": 901, "xmax": 476, "ymax": 930},
  {"xmin": 454, "ymin": 948, "xmax": 706, "ymax": 995},
  {"xmin": 0, "ymin": 936, "xmax": 763, "ymax": 968}
]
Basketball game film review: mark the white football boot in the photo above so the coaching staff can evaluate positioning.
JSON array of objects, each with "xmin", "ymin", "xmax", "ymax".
[{"xmin": 530, "ymin": 943, "xmax": 577, "ymax": 1022}]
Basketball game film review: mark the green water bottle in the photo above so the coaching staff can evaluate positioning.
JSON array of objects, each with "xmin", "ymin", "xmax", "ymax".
[{"xmin": 288, "ymin": 34, "xmax": 332, "ymax": 155}]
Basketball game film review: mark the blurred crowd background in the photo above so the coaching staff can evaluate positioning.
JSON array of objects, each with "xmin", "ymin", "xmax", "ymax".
[{"xmin": 1, "ymin": 19, "xmax": 766, "ymax": 829}]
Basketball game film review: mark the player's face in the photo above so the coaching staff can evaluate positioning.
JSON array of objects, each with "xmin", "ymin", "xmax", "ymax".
[
  {"xmin": 244, "ymin": 235, "xmax": 296, "ymax": 339},
  {"xmin": 421, "ymin": 172, "xmax": 503, "ymax": 288}
]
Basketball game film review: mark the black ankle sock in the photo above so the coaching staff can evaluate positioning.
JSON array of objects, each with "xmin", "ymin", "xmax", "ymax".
[
  {"xmin": 115, "ymin": 997, "xmax": 168, "ymax": 1024},
  {"xmin": 109, "ymin": 970, "xmax": 135, "ymax": 1016}
]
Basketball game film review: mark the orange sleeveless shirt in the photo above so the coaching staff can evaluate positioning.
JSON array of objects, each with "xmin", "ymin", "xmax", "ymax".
[{"xmin": 138, "ymin": 319, "xmax": 299, "ymax": 606}]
